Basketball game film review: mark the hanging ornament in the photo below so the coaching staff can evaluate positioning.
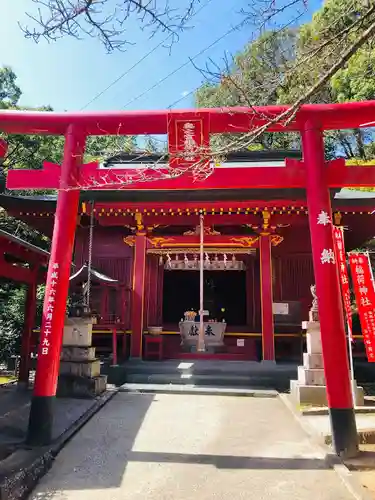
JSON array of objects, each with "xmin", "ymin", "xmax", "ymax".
[
  {"xmin": 159, "ymin": 255, "xmax": 163, "ymax": 266},
  {"xmin": 231, "ymin": 254, "xmax": 237, "ymax": 269},
  {"xmin": 175, "ymin": 253, "xmax": 179, "ymax": 261},
  {"xmin": 166, "ymin": 253, "xmax": 172, "ymax": 268},
  {"xmin": 214, "ymin": 253, "xmax": 219, "ymax": 269},
  {"xmin": 194, "ymin": 254, "xmax": 198, "ymax": 268},
  {"xmin": 223, "ymin": 253, "xmax": 227, "ymax": 268},
  {"xmin": 184, "ymin": 253, "xmax": 189, "ymax": 267}
]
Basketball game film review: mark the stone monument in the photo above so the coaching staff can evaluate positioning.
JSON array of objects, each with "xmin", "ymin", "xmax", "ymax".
[
  {"xmin": 57, "ymin": 315, "xmax": 107, "ymax": 398},
  {"xmin": 290, "ymin": 284, "xmax": 364, "ymax": 406}
]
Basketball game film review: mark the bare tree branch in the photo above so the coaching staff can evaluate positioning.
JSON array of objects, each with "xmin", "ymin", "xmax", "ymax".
[
  {"xmin": 283, "ymin": 6, "xmax": 375, "ymax": 124},
  {"xmin": 20, "ymin": 0, "xmax": 202, "ymax": 52},
  {"xmin": 193, "ymin": 0, "xmax": 375, "ymax": 158}
]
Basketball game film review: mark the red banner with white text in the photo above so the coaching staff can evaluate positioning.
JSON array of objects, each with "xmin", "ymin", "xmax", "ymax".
[
  {"xmin": 349, "ymin": 253, "xmax": 375, "ymax": 362},
  {"xmin": 168, "ymin": 112, "xmax": 210, "ymax": 176},
  {"xmin": 333, "ymin": 226, "xmax": 353, "ymax": 341}
]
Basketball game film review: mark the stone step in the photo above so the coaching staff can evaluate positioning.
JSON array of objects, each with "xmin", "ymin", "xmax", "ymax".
[
  {"xmin": 123, "ymin": 372, "xmax": 289, "ymax": 389},
  {"xmin": 106, "ymin": 361, "xmax": 298, "ymax": 388},
  {"xmin": 121, "ymin": 360, "xmax": 298, "ymax": 377},
  {"xmin": 119, "ymin": 383, "xmax": 278, "ymax": 398},
  {"xmin": 290, "ymin": 379, "xmax": 365, "ymax": 406}
]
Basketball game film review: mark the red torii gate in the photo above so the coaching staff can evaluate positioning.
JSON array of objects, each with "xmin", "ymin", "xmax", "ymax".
[{"xmin": 1, "ymin": 102, "xmax": 375, "ymax": 456}]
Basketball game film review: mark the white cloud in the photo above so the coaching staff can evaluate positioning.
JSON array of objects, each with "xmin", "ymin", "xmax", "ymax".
[{"xmin": 181, "ymin": 90, "xmax": 190, "ymax": 97}]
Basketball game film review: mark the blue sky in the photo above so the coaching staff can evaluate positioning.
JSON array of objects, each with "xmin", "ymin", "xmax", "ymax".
[{"xmin": 0, "ymin": 0, "xmax": 322, "ymax": 113}]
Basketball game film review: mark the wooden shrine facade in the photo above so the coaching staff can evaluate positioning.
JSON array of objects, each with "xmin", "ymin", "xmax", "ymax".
[{"xmin": 1, "ymin": 169, "xmax": 374, "ymax": 362}]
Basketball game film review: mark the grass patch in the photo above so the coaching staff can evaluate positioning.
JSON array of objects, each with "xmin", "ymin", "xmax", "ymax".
[
  {"xmin": 297, "ymin": 403, "xmax": 314, "ymax": 411},
  {"xmin": 0, "ymin": 376, "xmax": 16, "ymax": 385}
]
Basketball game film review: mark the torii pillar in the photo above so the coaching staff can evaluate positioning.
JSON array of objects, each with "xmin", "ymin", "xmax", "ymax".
[
  {"xmin": 27, "ymin": 125, "xmax": 86, "ymax": 445},
  {"xmin": 302, "ymin": 120, "xmax": 358, "ymax": 458}
]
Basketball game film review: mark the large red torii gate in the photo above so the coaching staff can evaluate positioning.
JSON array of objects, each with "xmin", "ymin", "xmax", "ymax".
[{"xmin": 1, "ymin": 101, "xmax": 375, "ymax": 456}]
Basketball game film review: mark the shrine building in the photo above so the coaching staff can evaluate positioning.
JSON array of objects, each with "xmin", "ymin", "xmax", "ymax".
[{"xmin": 1, "ymin": 149, "xmax": 373, "ymax": 363}]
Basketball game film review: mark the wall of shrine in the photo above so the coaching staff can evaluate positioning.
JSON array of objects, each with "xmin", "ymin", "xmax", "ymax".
[
  {"xmin": 74, "ymin": 226, "xmax": 133, "ymax": 286},
  {"xmin": 272, "ymin": 225, "xmax": 314, "ymax": 319}
]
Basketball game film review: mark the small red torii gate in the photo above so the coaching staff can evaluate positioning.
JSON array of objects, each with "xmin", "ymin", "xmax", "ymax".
[{"xmin": 1, "ymin": 102, "xmax": 375, "ymax": 456}]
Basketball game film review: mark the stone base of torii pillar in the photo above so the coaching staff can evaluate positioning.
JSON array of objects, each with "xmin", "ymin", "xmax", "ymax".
[{"xmin": 290, "ymin": 285, "xmax": 364, "ymax": 407}]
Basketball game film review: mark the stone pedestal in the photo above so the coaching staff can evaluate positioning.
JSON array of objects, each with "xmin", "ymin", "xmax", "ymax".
[
  {"xmin": 290, "ymin": 320, "xmax": 364, "ymax": 407},
  {"xmin": 57, "ymin": 317, "xmax": 107, "ymax": 398}
]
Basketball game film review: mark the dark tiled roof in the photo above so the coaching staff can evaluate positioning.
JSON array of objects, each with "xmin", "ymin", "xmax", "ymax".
[{"xmin": 0, "ymin": 228, "xmax": 49, "ymax": 257}]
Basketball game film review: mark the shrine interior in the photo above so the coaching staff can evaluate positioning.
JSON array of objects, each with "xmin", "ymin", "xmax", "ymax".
[{"xmin": 162, "ymin": 270, "xmax": 247, "ymax": 326}]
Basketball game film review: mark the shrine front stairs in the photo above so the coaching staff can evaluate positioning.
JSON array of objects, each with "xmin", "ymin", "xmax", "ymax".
[{"xmin": 106, "ymin": 360, "xmax": 298, "ymax": 392}]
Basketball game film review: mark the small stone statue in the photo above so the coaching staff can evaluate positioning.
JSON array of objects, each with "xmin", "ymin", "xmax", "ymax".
[{"xmin": 309, "ymin": 284, "xmax": 319, "ymax": 322}]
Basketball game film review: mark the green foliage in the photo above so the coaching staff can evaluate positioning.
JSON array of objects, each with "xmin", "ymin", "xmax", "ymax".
[
  {"xmin": 195, "ymin": 30, "xmax": 299, "ymax": 151},
  {"xmin": 0, "ymin": 64, "xmax": 143, "ymax": 362},
  {"xmin": 143, "ymin": 135, "xmax": 163, "ymax": 154},
  {"xmin": 0, "ymin": 67, "xmax": 53, "ymax": 361},
  {"xmin": 0, "ymin": 283, "xmax": 25, "ymax": 362},
  {"xmin": 195, "ymin": 0, "xmax": 375, "ymax": 161},
  {"xmin": 85, "ymin": 135, "xmax": 138, "ymax": 163},
  {"xmin": 0, "ymin": 67, "xmax": 21, "ymax": 107},
  {"xmin": 0, "ymin": 209, "xmax": 50, "ymax": 249},
  {"xmin": 331, "ymin": 47, "xmax": 375, "ymax": 102}
]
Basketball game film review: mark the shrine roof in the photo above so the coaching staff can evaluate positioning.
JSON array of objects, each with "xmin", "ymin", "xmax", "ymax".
[
  {"xmin": 69, "ymin": 264, "xmax": 118, "ymax": 284},
  {"xmin": 103, "ymin": 149, "xmax": 302, "ymax": 166},
  {"xmin": 0, "ymin": 188, "xmax": 373, "ymax": 208},
  {"xmin": 0, "ymin": 228, "xmax": 49, "ymax": 259}
]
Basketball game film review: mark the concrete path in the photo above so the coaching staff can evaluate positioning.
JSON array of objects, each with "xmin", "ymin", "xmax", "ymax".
[{"xmin": 29, "ymin": 393, "xmax": 355, "ymax": 500}]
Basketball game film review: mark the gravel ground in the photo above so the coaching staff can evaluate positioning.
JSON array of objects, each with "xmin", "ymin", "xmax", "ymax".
[{"xmin": 29, "ymin": 393, "xmax": 355, "ymax": 500}]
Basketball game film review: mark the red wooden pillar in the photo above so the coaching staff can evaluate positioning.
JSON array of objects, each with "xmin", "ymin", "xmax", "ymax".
[
  {"xmin": 18, "ymin": 276, "xmax": 38, "ymax": 388},
  {"xmin": 27, "ymin": 125, "xmax": 86, "ymax": 446},
  {"xmin": 302, "ymin": 121, "xmax": 357, "ymax": 458},
  {"xmin": 260, "ymin": 234, "xmax": 275, "ymax": 362},
  {"xmin": 130, "ymin": 234, "xmax": 147, "ymax": 358}
]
